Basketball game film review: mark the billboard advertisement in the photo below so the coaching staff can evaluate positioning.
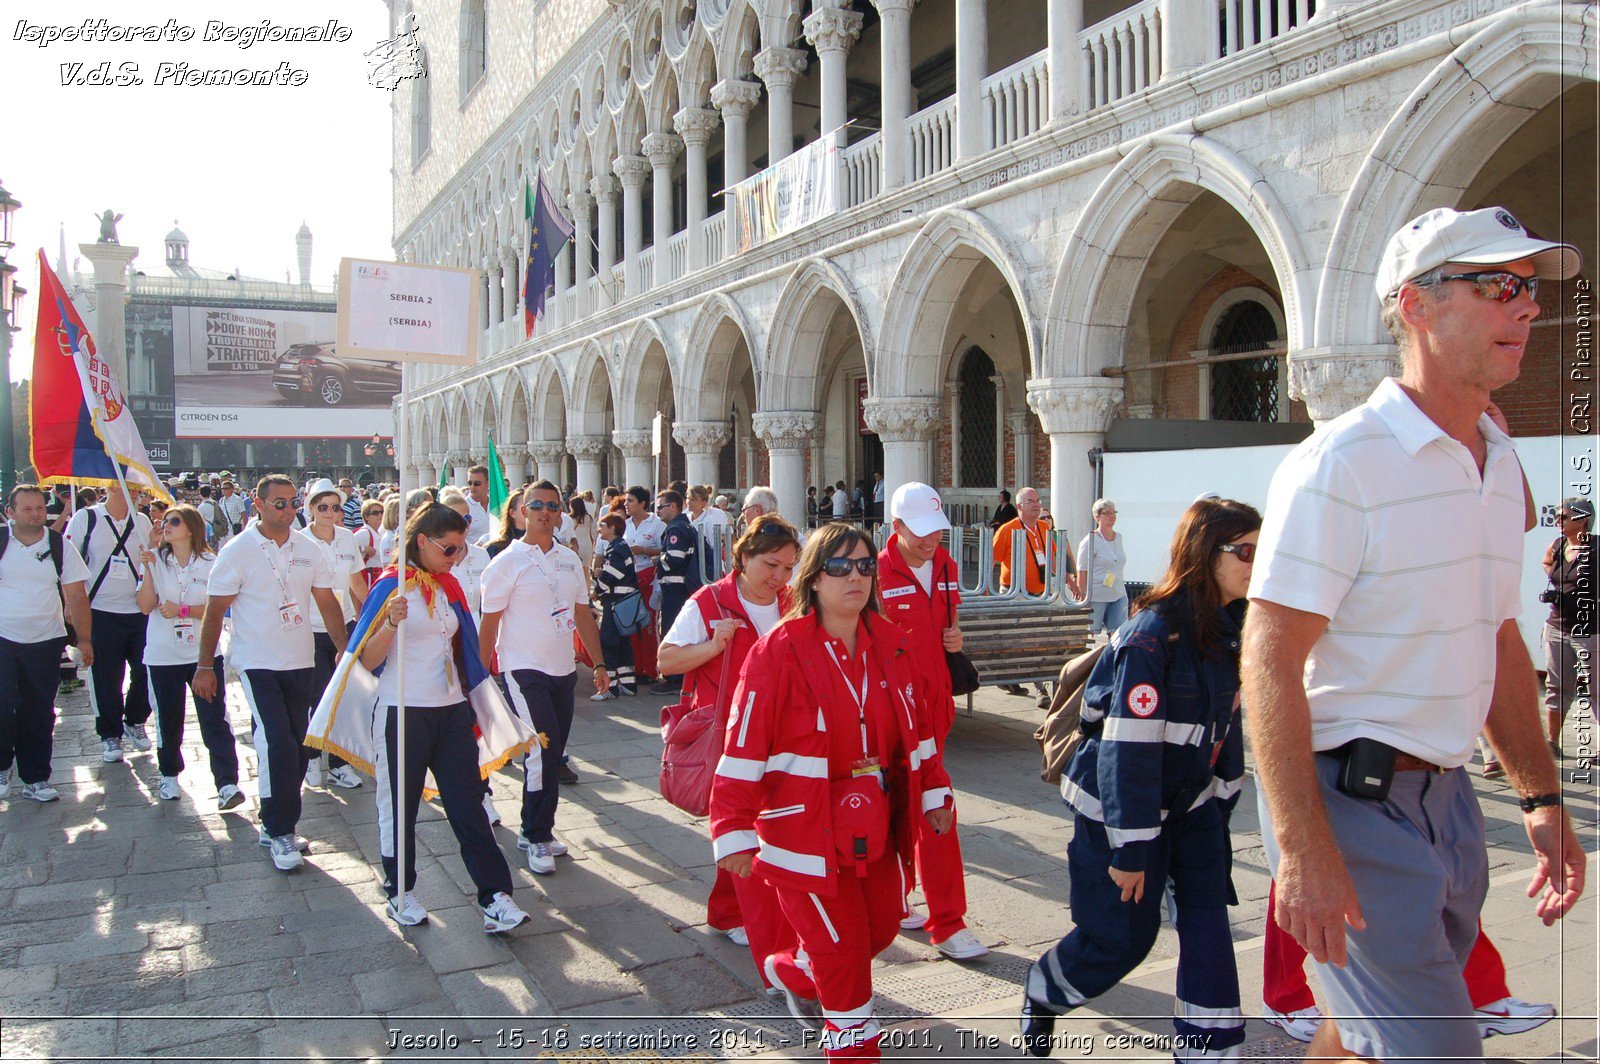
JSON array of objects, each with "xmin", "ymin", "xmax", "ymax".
[{"xmin": 171, "ymin": 305, "xmax": 398, "ymax": 439}]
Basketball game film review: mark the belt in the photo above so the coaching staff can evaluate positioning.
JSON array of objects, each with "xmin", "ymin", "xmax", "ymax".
[{"xmin": 1393, "ymin": 753, "xmax": 1446, "ymax": 773}]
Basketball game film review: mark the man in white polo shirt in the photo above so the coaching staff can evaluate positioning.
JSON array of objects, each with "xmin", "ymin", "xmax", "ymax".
[
  {"xmin": 478, "ymin": 480, "xmax": 607, "ymax": 876},
  {"xmin": 66, "ymin": 480, "xmax": 155, "ymax": 763},
  {"xmin": 1243, "ymin": 206, "xmax": 1586, "ymax": 1060},
  {"xmin": 0, "ymin": 485, "xmax": 94, "ymax": 802},
  {"xmin": 193, "ymin": 474, "xmax": 345, "ymax": 871}
]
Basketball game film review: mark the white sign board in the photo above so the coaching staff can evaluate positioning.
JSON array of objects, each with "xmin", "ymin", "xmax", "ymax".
[{"xmin": 336, "ymin": 258, "xmax": 481, "ymax": 365}]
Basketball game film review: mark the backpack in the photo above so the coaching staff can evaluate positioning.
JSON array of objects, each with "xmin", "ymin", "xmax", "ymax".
[
  {"xmin": 200, "ymin": 499, "xmax": 230, "ymax": 544},
  {"xmin": 1034, "ymin": 642, "xmax": 1106, "ymax": 784},
  {"xmin": 0, "ymin": 526, "xmax": 66, "ymax": 581}
]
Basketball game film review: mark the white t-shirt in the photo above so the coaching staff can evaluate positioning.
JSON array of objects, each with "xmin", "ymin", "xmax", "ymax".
[
  {"xmin": 0, "ymin": 525, "xmax": 91, "ymax": 644},
  {"xmin": 624, "ymin": 513, "xmax": 667, "ymax": 573},
  {"xmin": 910, "ymin": 560, "xmax": 933, "ymax": 595},
  {"xmin": 467, "ymin": 497, "xmax": 493, "ymax": 542},
  {"xmin": 353, "ymin": 524, "xmax": 384, "ymax": 572},
  {"xmin": 297, "ymin": 525, "xmax": 364, "ymax": 631},
  {"xmin": 377, "ymin": 528, "xmax": 398, "ymax": 565},
  {"xmin": 143, "ymin": 552, "xmax": 215, "ymax": 666},
  {"xmin": 662, "ymin": 587, "xmax": 784, "ymax": 646},
  {"xmin": 479, "ymin": 538, "xmax": 588, "ymax": 676},
  {"xmin": 454, "ymin": 543, "xmax": 491, "ymax": 621},
  {"xmin": 692, "ymin": 506, "xmax": 732, "ymax": 546},
  {"xmin": 831, "ymin": 489, "xmax": 849, "ymax": 518},
  {"xmin": 208, "ymin": 524, "xmax": 336, "ymax": 672},
  {"xmin": 375, "ymin": 585, "xmax": 465, "ymax": 708},
  {"xmin": 65, "ymin": 505, "xmax": 153, "ymax": 614}
]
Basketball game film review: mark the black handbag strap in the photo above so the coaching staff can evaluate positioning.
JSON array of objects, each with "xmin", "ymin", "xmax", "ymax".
[{"xmin": 88, "ymin": 509, "xmax": 140, "ymax": 601}]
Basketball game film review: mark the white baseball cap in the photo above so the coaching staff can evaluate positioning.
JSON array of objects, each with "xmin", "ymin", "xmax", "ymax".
[
  {"xmin": 304, "ymin": 477, "xmax": 346, "ymax": 507},
  {"xmin": 890, "ymin": 482, "xmax": 951, "ymax": 537},
  {"xmin": 1374, "ymin": 206, "xmax": 1580, "ymax": 299}
]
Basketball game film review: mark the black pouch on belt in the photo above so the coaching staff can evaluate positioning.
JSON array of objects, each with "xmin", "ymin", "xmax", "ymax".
[{"xmin": 1329, "ymin": 737, "xmax": 1398, "ymax": 801}]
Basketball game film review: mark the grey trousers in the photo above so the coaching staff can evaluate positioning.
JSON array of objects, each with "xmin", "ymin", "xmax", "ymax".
[{"xmin": 1543, "ymin": 622, "xmax": 1597, "ymax": 725}]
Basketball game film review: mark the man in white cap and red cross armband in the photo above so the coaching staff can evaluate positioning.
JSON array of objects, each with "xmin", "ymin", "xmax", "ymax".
[{"xmin": 1243, "ymin": 205, "xmax": 1587, "ymax": 1060}]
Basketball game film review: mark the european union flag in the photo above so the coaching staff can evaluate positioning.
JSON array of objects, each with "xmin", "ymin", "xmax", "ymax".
[{"xmin": 524, "ymin": 174, "xmax": 574, "ymax": 336}]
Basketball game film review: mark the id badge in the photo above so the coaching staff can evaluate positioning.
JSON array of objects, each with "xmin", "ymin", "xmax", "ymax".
[
  {"xmin": 1103, "ymin": 570, "xmax": 1116, "ymax": 588},
  {"xmin": 279, "ymin": 601, "xmax": 305, "ymax": 632},
  {"xmin": 172, "ymin": 619, "xmax": 196, "ymax": 646},
  {"xmin": 551, "ymin": 605, "xmax": 576, "ymax": 634},
  {"xmin": 1033, "ymin": 549, "xmax": 1047, "ymax": 566},
  {"xmin": 111, "ymin": 554, "xmax": 132, "ymax": 576}
]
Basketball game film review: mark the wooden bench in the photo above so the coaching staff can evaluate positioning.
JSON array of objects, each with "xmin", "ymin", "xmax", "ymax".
[{"xmin": 957, "ymin": 600, "xmax": 1091, "ymax": 713}]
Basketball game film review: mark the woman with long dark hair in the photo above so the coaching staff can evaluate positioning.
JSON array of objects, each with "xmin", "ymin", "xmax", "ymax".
[
  {"xmin": 486, "ymin": 490, "xmax": 525, "ymax": 559},
  {"xmin": 710, "ymin": 523, "xmax": 953, "ymax": 1059},
  {"xmin": 1021, "ymin": 498, "xmax": 1259, "ymax": 1059}
]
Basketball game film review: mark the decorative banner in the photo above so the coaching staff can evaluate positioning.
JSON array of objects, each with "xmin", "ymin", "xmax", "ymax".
[
  {"xmin": 728, "ymin": 132, "xmax": 840, "ymax": 254},
  {"xmin": 336, "ymin": 258, "xmax": 481, "ymax": 365}
]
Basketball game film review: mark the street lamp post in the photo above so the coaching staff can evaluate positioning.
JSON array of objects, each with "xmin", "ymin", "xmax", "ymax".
[{"xmin": 0, "ymin": 180, "xmax": 23, "ymax": 502}]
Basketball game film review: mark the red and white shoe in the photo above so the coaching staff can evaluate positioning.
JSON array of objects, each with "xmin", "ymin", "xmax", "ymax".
[{"xmin": 1476, "ymin": 996, "xmax": 1554, "ymax": 1037}]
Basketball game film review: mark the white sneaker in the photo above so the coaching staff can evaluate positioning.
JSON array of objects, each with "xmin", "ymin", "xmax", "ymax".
[
  {"xmin": 1476, "ymin": 996, "xmax": 1555, "ymax": 1037},
  {"xmin": 1260, "ymin": 1003, "xmax": 1322, "ymax": 1043},
  {"xmin": 718, "ymin": 925, "xmax": 749, "ymax": 947},
  {"xmin": 386, "ymin": 891, "xmax": 429, "ymax": 926},
  {"xmin": 934, "ymin": 927, "xmax": 989, "ymax": 960},
  {"xmin": 762, "ymin": 955, "xmax": 823, "ymax": 1033},
  {"xmin": 269, "ymin": 835, "xmax": 303, "ymax": 871},
  {"xmin": 900, "ymin": 910, "xmax": 927, "ymax": 930},
  {"xmin": 547, "ymin": 838, "xmax": 568, "ymax": 856},
  {"xmin": 101, "ymin": 738, "xmax": 124, "ymax": 763},
  {"xmin": 483, "ymin": 794, "xmax": 502, "ymax": 825},
  {"xmin": 482, "ymin": 892, "xmax": 530, "ymax": 933},
  {"xmin": 303, "ymin": 758, "xmax": 324, "ymax": 787},
  {"xmin": 124, "ymin": 723, "xmax": 152, "ymax": 752},
  {"xmin": 258, "ymin": 827, "xmax": 309, "ymax": 851},
  {"xmin": 525, "ymin": 841, "xmax": 555, "ymax": 874},
  {"xmin": 21, "ymin": 781, "xmax": 60, "ymax": 803},
  {"xmin": 0, "ymin": 768, "xmax": 10, "ymax": 800},
  {"xmin": 326, "ymin": 764, "xmax": 362, "ymax": 789},
  {"xmin": 157, "ymin": 776, "xmax": 181, "ymax": 800},
  {"xmin": 589, "ymin": 689, "xmax": 616, "ymax": 702},
  {"xmin": 217, "ymin": 784, "xmax": 245, "ymax": 810}
]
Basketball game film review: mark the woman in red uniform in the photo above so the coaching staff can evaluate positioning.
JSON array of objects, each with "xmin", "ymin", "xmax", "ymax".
[
  {"xmin": 710, "ymin": 523, "xmax": 954, "ymax": 1061},
  {"xmin": 659, "ymin": 514, "xmax": 802, "ymax": 988}
]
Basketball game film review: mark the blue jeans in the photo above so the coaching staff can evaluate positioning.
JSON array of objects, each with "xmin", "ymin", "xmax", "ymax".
[{"xmin": 1089, "ymin": 595, "xmax": 1129, "ymax": 635}]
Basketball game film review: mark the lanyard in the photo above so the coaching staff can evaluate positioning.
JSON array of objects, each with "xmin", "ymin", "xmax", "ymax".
[
  {"xmin": 824, "ymin": 640, "xmax": 871, "ymax": 760},
  {"xmin": 169, "ymin": 554, "xmax": 199, "ymax": 604},
  {"xmin": 523, "ymin": 542, "xmax": 562, "ymax": 599},
  {"xmin": 258, "ymin": 538, "xmax": 295, "ymax": 603}
]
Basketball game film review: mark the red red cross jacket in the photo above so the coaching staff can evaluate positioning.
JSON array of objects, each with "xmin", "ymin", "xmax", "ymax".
[
  {"xmin": 876, "ymin": 537, "xmax": 962, "ymax": 738},
  {"xmin": 709, "ymin": 611, "xmax": 954, "ymax": 897},
  {"xmin": 681, "ymin": 574, "xmax": 794, "ymax": 713}
]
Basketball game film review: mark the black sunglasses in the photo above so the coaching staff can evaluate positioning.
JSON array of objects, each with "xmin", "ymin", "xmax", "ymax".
[
  {"xmin": 423, "ymin": 535, "xmax": 460, "ymax": 558},
  {"xmin": 163, "ymin": 516, "xmax": 184, "ymax": 528},
  {"xmin": 261, "ymin": 498, "xmax": 294, "ymax": 510},
  {"xmin": 1217, "ymin": 542, "xmax": 1257, "ymax": 563},
  {"xmin": 524, "ymin": 500, "xmax": 562, "ymax": 512},
  {"xmin": 821, "ymin": 555, "xmax": 877, "ymax": 578},
  {"xmin": 1429, "ymin": 270, "xmax": 1538, "ymax": 304}
]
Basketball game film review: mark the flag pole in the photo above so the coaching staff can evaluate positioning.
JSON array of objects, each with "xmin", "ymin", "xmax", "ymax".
[
  {"xmin": 90, "ymin": 407, "xmax": 142, "ymax": 524},
  {"xmin": 394, "ymin": 373, "xmax": 410, "ymax": 913}
]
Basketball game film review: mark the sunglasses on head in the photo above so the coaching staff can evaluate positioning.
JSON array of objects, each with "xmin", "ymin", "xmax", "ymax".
[
  {"xmin": 1427, "ymin": 270, "xmax": 1538, "ymax": 303},
  {"xmin": 524, "ymin": 499, "xmax": 562, "ymax": 512},
  {"xmin": 821, "ymin": 555, "xmax": 877, "ymax": 578},
  {"xmin": 1217, "ymin": 542, "xmax": 1257, "ymax": 563},
  {"xmin": 424, "ymin": 534, "xmax": 460, "ymax": 558}
]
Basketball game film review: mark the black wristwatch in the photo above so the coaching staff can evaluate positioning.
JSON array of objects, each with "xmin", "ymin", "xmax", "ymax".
[{"xmin": 1519, "ymin": 792, "xmax": 1563, "ymax": 813}]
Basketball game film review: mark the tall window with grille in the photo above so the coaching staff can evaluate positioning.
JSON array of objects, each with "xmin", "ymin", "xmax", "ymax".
[
  {"xmin": 460, "ymin": 0, "xmax": 488, "ymax": 102},
  {"xmin": 411, "ymin": 46, "xmax": 431, "ymax": 165},
  {"xmin": 1209, "ymin": 301, "xmax": 1279, "ymax": 422},
  {"xmin": 958, "ymin": 348, "xmax": 999, "ymax": 487}
]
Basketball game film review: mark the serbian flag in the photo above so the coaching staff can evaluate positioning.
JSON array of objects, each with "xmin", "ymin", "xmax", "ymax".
[
  {"xmin": 523, "ymin": 173, "xmax": 573, "ymax": 335},
  {"xmin": 29, "ymin": 252, "xmax": 171, "ymax": 502}
]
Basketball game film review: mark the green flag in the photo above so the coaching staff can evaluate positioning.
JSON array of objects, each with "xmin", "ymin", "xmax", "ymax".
[
  {"xmin": 485, "ymin": 435, "xmax": 510, "ymax": 519},
  {"xmin": 437, "ymin": 463, "xmax": 448, "ymax": 490}
]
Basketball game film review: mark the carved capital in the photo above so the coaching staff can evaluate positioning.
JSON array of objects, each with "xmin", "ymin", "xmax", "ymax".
[
  {"xmin": 673, "ymin": 107, "xmax": 721, "ymax": 147},
  {"xmin": 530, "ymin": 440, "xmax": 566, "ymax": 465},
  {"xmin": 803, "ymin": 5, "xmax": 864, "ymax": 56},
  {"xmin": 641, "ymin": 132, "xmax": 683, "ymax": 168},
  {"xmin": 673, "ymin": 420, "xmax": 731, "ymax": 455},
  {"xmin": 428, "ymin": 452, "xmax": 447, "ymax": 469},
  {"xmin": 710, "ymin": 78, "xmax": 762, "ymax": 118},
  {"xmin": 861, "ymin": 398, "xmax": 942, "ymax": 443},
  {"xmin": 752, "ymin": 411, "xmax": 821, "ymax": 451},
  {"xmin": 498, "ymin": 444, "xmax": 529, "ymax": 465},
  {"xmin": 468, "ymin": 449, "xmax": 488, "ymax": 464},
  {"xmin": 589, "ymin": 174, "xmax": 620, "ymax": 204},
  {"xmin": 871, "ymin": 0, "xmax": 917, "ymax": 18},
  {"xmin": 566, "ymin": 191, "xmax": 595, "ymax": 218},
  {"xmin": 1288, "ymin": 346, "xmax": 1397, "ymax": 424},
  {"xmin": 612, "ymin": 154, "xmax": 652, "ymax": 188},
  {"xmin": 612, "ymin": 428, "xmax": 653, "ymax": 459},
  {"xmin": 753, "ymin": 47, "xmax": 808, "ymax": 89},
  {"xmin": 1025, "ymin": 378, "xmax": 1124, "ymax": 436},
  {"xmin": 565, "ymin": 435, "xmax": 610, "ymax": 460}
]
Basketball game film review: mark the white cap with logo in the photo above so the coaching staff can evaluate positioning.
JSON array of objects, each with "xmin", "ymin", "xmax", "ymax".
[
  {"xmin": 1374, "ymin": 206, "xmax": 1580, "ymax": 299},
  {"xmin": 889, "ymin": 482, "xmax": 951, "ymax": 537}
]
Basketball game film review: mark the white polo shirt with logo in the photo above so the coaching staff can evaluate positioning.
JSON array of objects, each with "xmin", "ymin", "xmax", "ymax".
[
  {"xmin": 479, "ymin": 538, "xmax": 588, "ymax": 677},
  {"xmin": 143, "ymin": 552, "xmax": 215, "ymax": 666},
  {"xmin": 296, "ymin": 525, "xmax": 364, "ymax": 630},
  {"xmin": 0, "ymin": 526, "xmax": 91, "ymax": 644},
  {"xmin": 1248, "ymin": 377, "xmax": 1525, "ymax": 769},
  {"xmin": 208, "ymin": 524, "xmax": 335, "ymax": 672},
  {"xmin": 624, "ymin": 513, "xmax": 666, "ymax": 574},
  {"xmin": 65, "ymin": 505, "xmax": 152, "ymax": 614}
]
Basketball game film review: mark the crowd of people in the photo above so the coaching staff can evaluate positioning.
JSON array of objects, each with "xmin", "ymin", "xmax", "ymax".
[{"xmin": 0, "ymin": 205, "xmax": 1591, "ymax": 1061}]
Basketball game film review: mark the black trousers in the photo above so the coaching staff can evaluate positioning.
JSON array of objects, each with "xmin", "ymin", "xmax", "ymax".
[
  {"xmin": 377, "ymin": 701, "xmax": 512, "ymax": 906},
  {"xmin": 0, "ymin": 635, "xmax": 67, "ymax": 784},
  {"xmin": 88, "ymin": 609, "xmax": 151, "ymax": 739},
  {"xmin": 599, "ymin": 606, "xmax": 635, "ymax": 691},
  {"xmin": 657, "ymin": 586, "xmax": 690, "ymax": 691},
  {"xmin": 304, "ymin": 629, "xmax": 350, "ymax": 770},
  {"xmin": 505, "ymin": 669, "xmax": 577, "ymax": 844},
  {"xmin": 239, "ymin": 668, "xmax": 316, "ymax": 838},
  {"xmin": 147, "ymin": 661, "xmax": 239, "ymax": 786}
]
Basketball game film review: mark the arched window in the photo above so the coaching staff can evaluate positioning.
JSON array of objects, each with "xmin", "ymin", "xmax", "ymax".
[
  {"xmin": 460, "ymin": 0, "xmax": 488, "ymax": 102},
  {"xmin": 411, "ymin": 47, "xmax": 431, "ymax": 166},
  {"xmin": 958, "ymin": 348, "xmax": 999, "ymax": 488},
  {"xmin": 1208, "ymin": 300, "xmax": 1280, "ymax": 422}
]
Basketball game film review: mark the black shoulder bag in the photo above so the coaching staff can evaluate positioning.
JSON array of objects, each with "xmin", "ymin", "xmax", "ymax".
[{"xmin": 942, "ymin": 559, "xmax": 981, "ymax": 696}]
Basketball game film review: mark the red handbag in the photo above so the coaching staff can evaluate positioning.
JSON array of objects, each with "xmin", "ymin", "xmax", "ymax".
[{"xmin": 659, "ymin": 605, "xmax": 735, "ymax": 817}]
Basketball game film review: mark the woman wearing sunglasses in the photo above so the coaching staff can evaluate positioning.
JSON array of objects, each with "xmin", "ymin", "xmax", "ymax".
[
  {"xmin": 1021, "ymin": 498, "xmax": 1259, "ymax": 1059},
  {"xmin": 659, "ymin": 514, "xmax": 802, "ymax": 986},
  {"xmin": 136, "ymin": 504, "xmax": 241, "ymax": 807},
  {"xmin": 710, "ymin": 522, "xmax": 953, "ymax": 1059},
  {"xmin": 298, "ymin": 480, "xmax": 369, "ymax": 790}
]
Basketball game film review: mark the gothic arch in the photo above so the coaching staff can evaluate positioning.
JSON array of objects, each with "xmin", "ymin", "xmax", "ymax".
[
  {"xmin": 617, "ymin": 317, "xmax": 680, "ymax": 428},
  {"xmin": 498, "ymin": 372, "xmax": 532, "ymax": 445},
  {"xmin": 529, "ymin": 357, "xmax": 569, "ymax": 442},
  {"xmin": 568, "ymin": 340, "xmax": 616, "ymax": 437},
  {"xmin": 763, "ymin": 256, "xmax": 872, "ymax": 411}
]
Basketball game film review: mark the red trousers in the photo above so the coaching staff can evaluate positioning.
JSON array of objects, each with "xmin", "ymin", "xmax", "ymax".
[
  {"xmin": 631, "ymin": 568, "xmax": 658, "ymax": 680},
  {"xmin": 771, "ymin": 852, "xmax": 904, "ymax": 1061},
  {"xmin": 708, "ymin": 864, "xmax": 798, "ymax": 989},
  {"xmin": 906, "ymin": 719, "xmax": 968, "ymax": 941},
  {"xmin": 1263, "ymin": 881, "xmax": 1510, "ymax": 1011}
]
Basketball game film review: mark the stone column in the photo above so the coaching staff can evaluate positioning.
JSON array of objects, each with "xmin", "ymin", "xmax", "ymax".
[
  {"xmin": 1159, "ymin": 0, "xmax": 1209, "ymax": 77},
  {"xmin": 551, "ymin": 241, "xmax": 569, "ymax": 329},
  {"xmin": 568, "ymin": 191, "xmax": 595, "ymax": 318},
  {"xmin": 78, "ymin": 241, "xmax": 140, "ymax": 388},
  {"xmin": 499, "ymin": 445, "xmax": 530, "ymax": 484},
  {"xmin": 566, "ymin": 435, "xmax": 609, "ymax": 500},
  {"xmin": 613, "ymin": 154, "xmax": 651, "ymax": 296},
  {"xmin": 956, "ymin": 0, "xmax": 988, "ymax": 159},
  {"xmin": 753, "ymin": 412, "xmax": 820, "ymax": 525},
  {"xmin": 804, "ymin": 4, "xmax": 864, "ymax": 146},
  {"xmin": 711, "ymin": 79, "xmax": 761, "ymax": 256},
  {"xmin": 642, "ymin": 132, "xmax": 684, "ymax": 283},
  {"xmin": 1048, "ymin": 0, "xmax": 1084, "ymax": 122},
  {"xmin": 1006, "ymin": 410, "xmax": 1033, "ymax": 489},
  {"xmin": 674, "ymin": 107, "xmax": 721, "ymax": 272},
  {"xmin": 674, "ymin": 421, "xmax": 732, "ymax": 489},
  {"xmin": 862, "ymin": 398, "xmax": 943, "ymax": 506},
  {"xmin": 613, "ymin": 428, "xmax": 655, "ymax": 490},
  {"xmin": 1288, "ymin": 346, "xmax": 1397, "ymax": 426},
  {"xmin": 500, "ymin": 247, "xmax": 521, "ymax": 345},
  {"xmin": 873, "ymin": 0, "xmax": 914, "ymax": 189},
  {"xmin": 590, "ymin": 175, "xmax": 620, "ymax": 309},
  {"xmin": 531, "ymin": 440, "xmax": 567, "ymax": 485},
  {"xmin": 754, "ymin": 47, "xmax": 808, "ymax": 165},
  {"xmin": 428, "ymin": 453, "xmax": 447, "ymax": 487},
  {"xmin": 486, "ymin": 260, "xmax": 504, "ymax": 345},
  {"xmin": 1027, "ymin": 378, "xmax": 1123, "ymax": 537}
]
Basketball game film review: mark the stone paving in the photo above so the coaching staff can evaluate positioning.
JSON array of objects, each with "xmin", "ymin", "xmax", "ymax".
[{"xmin": 0, "ymin": 676, "xmax": 1594, "ymax": 1062}]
